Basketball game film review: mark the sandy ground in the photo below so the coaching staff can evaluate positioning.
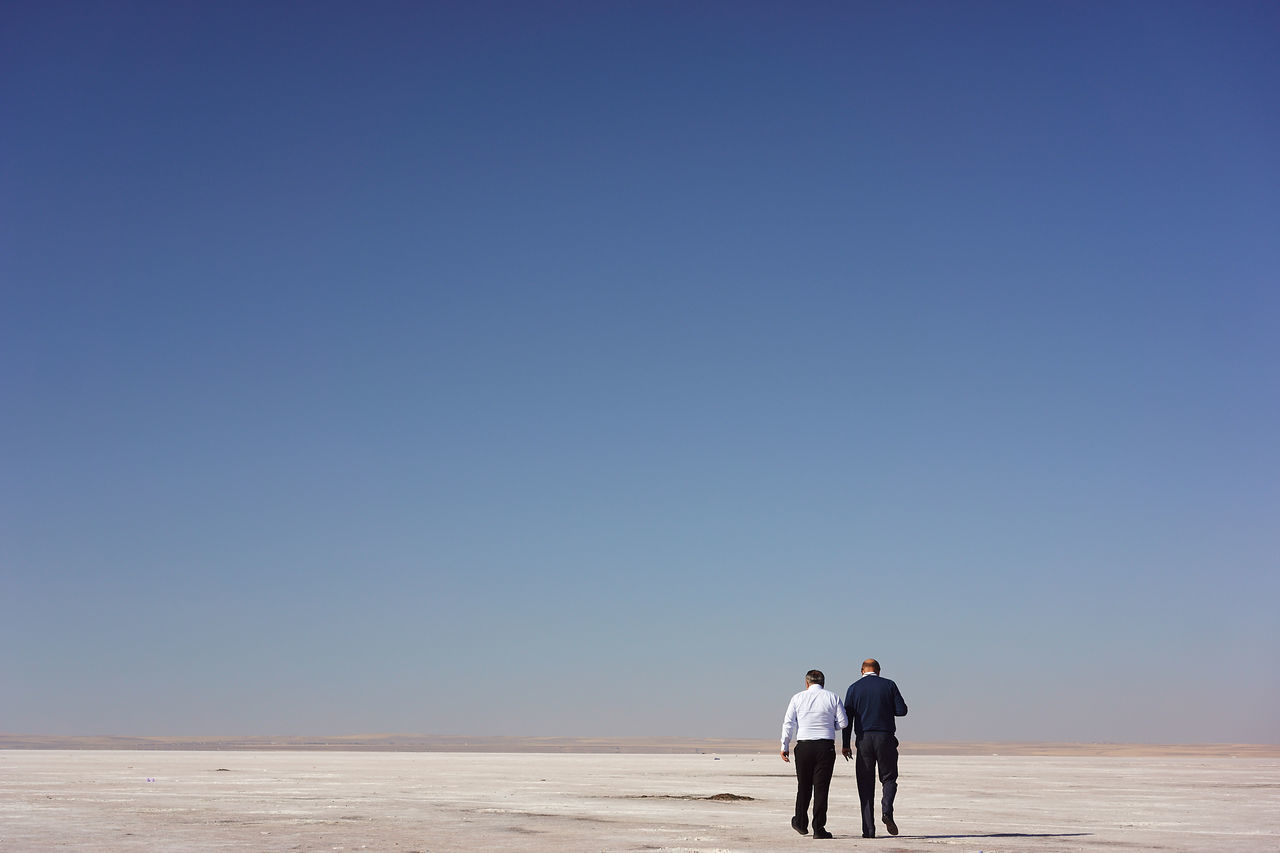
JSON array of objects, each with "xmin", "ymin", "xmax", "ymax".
[{"xmin": 1, "ymin": 750, "xmax": 1277, "ymax": 852}]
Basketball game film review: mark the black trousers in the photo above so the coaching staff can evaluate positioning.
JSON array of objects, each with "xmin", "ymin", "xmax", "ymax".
[
  {"xmin": 793, "ymin": 739, "xmax": 836, "ymax": 832},
  {"xmin": 854, "ymin": 731, "xmax": 899, "ymax": 837}
]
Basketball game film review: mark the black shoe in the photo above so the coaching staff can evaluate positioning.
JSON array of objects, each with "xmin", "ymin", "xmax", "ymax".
[
  {"xmin": 791, "ymin": 816, "xmax": 809, "ymax": 835},
  {"xmin": 883, "ymin": 816, "xmax": 898, "ymax": 836},
  {"xmin": 813, "ymin": 828, "xmax": 833, "ymax": 839},
  {"xmin": 862, "ymin": 832, "xmax": 875, "ymax": 838}
]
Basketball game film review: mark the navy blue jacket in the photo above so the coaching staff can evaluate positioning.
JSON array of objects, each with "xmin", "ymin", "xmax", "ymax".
[{"xmin": 842, "ymin": 675, "xmax": 908, "ymax": 746}]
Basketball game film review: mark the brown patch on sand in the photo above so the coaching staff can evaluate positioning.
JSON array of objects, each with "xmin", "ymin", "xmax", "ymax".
[{"xmin": 623, "ymin": 793, "xmax": 755, "ymax": 801}]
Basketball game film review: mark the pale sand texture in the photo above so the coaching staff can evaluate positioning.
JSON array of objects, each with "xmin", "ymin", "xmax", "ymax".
[{"xmin": 2, "ymin": 750, "xmax": 1277, "ymax": 852}]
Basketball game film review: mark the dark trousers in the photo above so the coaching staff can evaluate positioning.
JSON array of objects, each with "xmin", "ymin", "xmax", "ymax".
[
  {"xmin": 855, "ymin": 731, "xmax": 899, "ymax": 837},
  {"xmin": 793, "ymin": 739, "xmax": 836, "ymax": 832}
]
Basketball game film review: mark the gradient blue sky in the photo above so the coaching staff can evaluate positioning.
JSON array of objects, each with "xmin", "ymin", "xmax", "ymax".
[{"xmin": 3, "ymin": 2, "xmax": 1277, "ymax": 743}]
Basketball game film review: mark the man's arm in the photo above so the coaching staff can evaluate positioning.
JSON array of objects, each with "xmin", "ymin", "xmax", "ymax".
[
  {"xmin": 893, "ymin": 683, "xmax": 908, "ymax": 717},
  {"xmin": 841, "ymin": 684, "xmax": 855, "ymax": 756},
  {"xmin": 836, "ymin": 697, "xmax": 851, "ymax": 759},
  {"xmin": 780, "ymin": 696, "xmax": 798, "ymax": 761}
]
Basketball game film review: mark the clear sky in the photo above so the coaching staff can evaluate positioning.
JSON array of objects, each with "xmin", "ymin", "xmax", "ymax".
[{"xmin": 3, "ymin": 2, "xmax": 1277, "ymax": 744}]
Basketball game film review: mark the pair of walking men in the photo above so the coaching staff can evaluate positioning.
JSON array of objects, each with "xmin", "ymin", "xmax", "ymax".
[{"xmin": 780, "ymin": 660, "xmax": 908, "ymax": 839}]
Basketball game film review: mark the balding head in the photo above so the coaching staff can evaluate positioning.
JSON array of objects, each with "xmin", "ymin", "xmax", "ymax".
[{"xmin": 861, "ymin": 658, "xmax": 881, "ymax": 674}]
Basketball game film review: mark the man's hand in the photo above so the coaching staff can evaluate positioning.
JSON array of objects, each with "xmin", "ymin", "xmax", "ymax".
[
  {"xmin": 780, "ymin": 750, "xmax": 790, "ymax": 762},
  {"xmin": 842, "ymin": 746, "xmax": 853, "ymax": 761}
]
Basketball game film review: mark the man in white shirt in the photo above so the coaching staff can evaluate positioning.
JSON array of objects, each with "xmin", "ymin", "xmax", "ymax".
[{"xmin": 781, "ymin": 669, "xmax": 849, "ymax": 839}]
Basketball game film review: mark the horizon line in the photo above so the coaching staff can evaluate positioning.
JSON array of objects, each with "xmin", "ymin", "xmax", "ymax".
[{"xmin": 3, "ymin": 734, "xmax": 1277, "ymax": 757}]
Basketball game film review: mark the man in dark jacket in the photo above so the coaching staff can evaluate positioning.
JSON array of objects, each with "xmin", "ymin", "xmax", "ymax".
[{"xmin": 841, "ymin": 658, "xmax": 908, "ymax": 838}]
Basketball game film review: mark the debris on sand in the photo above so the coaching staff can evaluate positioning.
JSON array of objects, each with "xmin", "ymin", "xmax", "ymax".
[{"xmin": 625, "ymin": 793, "xmax": 755, "ymax": 802}]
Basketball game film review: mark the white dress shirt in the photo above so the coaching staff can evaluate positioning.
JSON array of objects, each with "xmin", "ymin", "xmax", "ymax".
[{"xmin": 781, "ymin": 683, "xmax": 849, "ymax": 750}]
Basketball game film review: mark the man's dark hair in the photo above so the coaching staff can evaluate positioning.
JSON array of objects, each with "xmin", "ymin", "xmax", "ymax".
[
  {"xmin": 805, "ymin": 669, "xmax": 825, "ymax": 686},
  {"xmin": 862, "ymin": 658, "xmax": 881, "ymax": 674}
]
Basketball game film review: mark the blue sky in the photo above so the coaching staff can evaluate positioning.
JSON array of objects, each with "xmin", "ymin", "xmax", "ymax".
[{"xmin": 3, "ymin": 1, "xmax": 1277, "ymax": 743}]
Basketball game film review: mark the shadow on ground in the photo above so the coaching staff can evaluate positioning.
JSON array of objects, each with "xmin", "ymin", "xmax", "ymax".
[{"xmin": 902, "ymin": 833, "xmax": 1092, "ymax": 839}]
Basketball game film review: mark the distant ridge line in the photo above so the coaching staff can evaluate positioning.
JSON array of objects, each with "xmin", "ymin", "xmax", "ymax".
[{"xmin": 1, "ymin": 734, "xmax": 1276, "ymax": 757}]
